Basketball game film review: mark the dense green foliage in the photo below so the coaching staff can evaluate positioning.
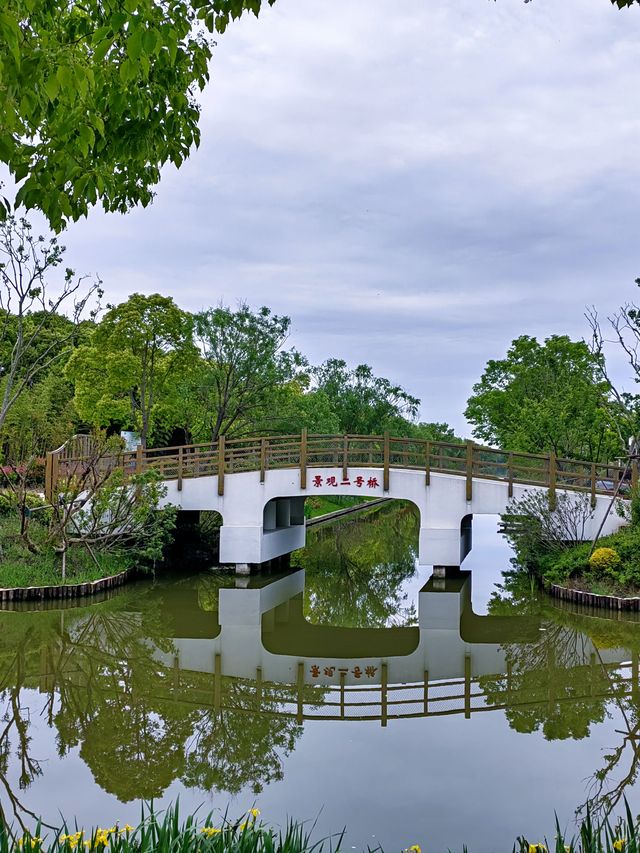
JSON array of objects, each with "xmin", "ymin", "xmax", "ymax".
[
  {"xmin": 465, "ymin": 335, "xmax": 622, "ymax": 462},
  {"xmin": 0, "ymin": 1, "xmax": 276, "ymax": 230}
]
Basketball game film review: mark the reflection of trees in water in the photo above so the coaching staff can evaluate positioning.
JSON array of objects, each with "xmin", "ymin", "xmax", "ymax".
[
  {"xmin": 294, "ymin": 502, "xmax": 419, "ymax": 627},
  {"xmin": 180, "ymin": 676, "xmax": 306, "ymax": 795},
  {"xmin": 0, "ymin": 581, "xmax": 308, "ymax": 818},
  {"xmin": 487, "ymin": 572, "xmax": 640, "ymax": 821}
]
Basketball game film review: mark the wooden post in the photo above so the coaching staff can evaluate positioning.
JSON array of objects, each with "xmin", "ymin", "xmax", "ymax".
[
  {"xmin": 342, "ymin": 434, "xmax": 349, "ymax": 481},
  {"xmin": 217, "ymin": 435, "xmax": 225, "ymax": 497},
  {"xmin": 466, "ymin": 440, "xmax": 473, "ymax": 502},
  {"xmin": 383, "ymin": 431, "xmax": 390, "ymax": 493},
  {"xmin": 423, "ymin": 670, "xmax": 429, "ymax": 715},
  {"xmin": 214, "ymin": 653, "xmax": 221, "ymax": 710},
  {"xmin": 260, "ymin": 438, "xmax": 267, "ymax": 483},
  {"xmin": 425, "ymin": 441, "xmax": 431, "ymax": 486},
  {"xmin": 381, "ymin": 662, "xmax": 388, "ymax": 727},
  {"xmin": 256, "ymin": 666, "xmax": 263, "ymax": 709},
  {"xmin": 548, "ymin": 451, "xmax": 557, "ymax": 511},
  {"xmin": 136, "ymin": 444, "xmax": 143, "ymax": 474},
  {"xmin": 300, "ymin": 429, "xmax": 307, "ymax": 490},
  {"xmin": 508, "ymin": 452, "xmax": 514, "ymax": 498},
  {"xmin": 591, "ymin": 463, "xmax": 597, "ymax": 509},
  {"xmin": 340, "ymin": 669, "xmax": 346, "ymax": 719},
  {"xmin": 177, "ymin": 447, "xmax": 183, "ymax": 492},
  {"xmin": 464, "ymin": 654, "xmax": 471, "ymax": 719},
  {"xmin": 297, "ymin": 661, "xmax": 305, "ymax": 723},
  {"xmin": 45, "ymin": 453, "xmax": 53, "ymax": 503}
]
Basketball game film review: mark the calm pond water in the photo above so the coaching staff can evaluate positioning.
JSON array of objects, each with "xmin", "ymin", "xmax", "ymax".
[{"xmin": 1, "ymin": 502, "xmax": 640, "ymax": 851}]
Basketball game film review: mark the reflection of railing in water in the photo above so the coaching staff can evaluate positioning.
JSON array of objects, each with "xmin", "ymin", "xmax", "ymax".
[{"xmin": 151, "ymin": 657, "xmax": 639, "ymax": 728}]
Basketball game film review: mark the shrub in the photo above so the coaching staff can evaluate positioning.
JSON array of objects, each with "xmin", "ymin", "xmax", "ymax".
[{"xmin": 589, "ymin": 546, "xmax": 622, "ymax": 576}]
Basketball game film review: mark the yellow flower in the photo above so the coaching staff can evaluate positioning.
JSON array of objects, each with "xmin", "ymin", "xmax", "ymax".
[
  {"xmin": 200, "ymin": 827, "xmax": 221, "ymax": 838},
  {"xmin": 405, "ymin": 846, "xmax": 421, "ymax": 853},
  {"xmin": 529, "ymin": 845, "xmax": 546, "ymax": 853},
  {"xmin": 119, "ymin": 825, "xmax": 134, "ymax": 835},
  {"xmin": 238, "ymin": 822, "xmax": 248, "ymax": 831},
  {"xmin": 564, "ymin": 846, "xmax": 571, "ymax": 853},
  {"xmin": 614, "ymin": 840, "xmax": 625, "ymax": 852},
  {"xmin": 249, "ymin": 809, "xmax": 261, "ymax": 819}
]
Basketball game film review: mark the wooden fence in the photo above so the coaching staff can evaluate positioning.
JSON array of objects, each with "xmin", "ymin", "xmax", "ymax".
[{"xmin": 45, "ymin": 432, "xmax": 637, "ymax": 505}]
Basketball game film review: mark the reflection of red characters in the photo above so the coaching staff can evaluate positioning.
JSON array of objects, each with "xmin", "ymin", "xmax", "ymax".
[
  {"xmin": 312, "ymin": 475, "xmax": 323, "ymax": 488},
  {"xmin": 365, "ymin": 666, "xmax": 377, "ymax": 678},
  {"xmin": 352, "ymin": 666, "xmax": 362, "ymax": 678},
  {"xmin": 324, "ymin": 666, "xmax": 336, "ymax": 677},
  {"xmin": 367, "ymin": 477, "xmax": 379, "ymax": 488},
  {"xmin": 310, "ymin": 665, "xmax": 320, "ymax": 678},
  {"xmin": 354, "ymin": 476, "xmax": 364, "ymax": 487},
  {"xmin": 326, "ymin": 476, "xmax": 338, "ymax": 487}
]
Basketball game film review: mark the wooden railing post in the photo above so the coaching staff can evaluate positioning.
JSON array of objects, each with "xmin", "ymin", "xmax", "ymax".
[
  {"xmin": 425, "ymin": 441, "xmax": 431, "ymax": 486},
  {"xmin": 297, "ymin": 661, "xmax": 305, "ymax": 724},
  {"xmin": 260, "ymin": 438, "xmax": 267, "ymax": 483},
  {"xmin": 342, "ymin": 434, "xmax": 349, "ymax": 481},
  {"xmin": 381, "ymin": 662, "xmax": 388, "ymax": 727},
  {"xmin": 423, "ymin": 669, "xmax": 429, "ymax": 715},
  {"xmin": 548, "ymin": 451, "xmax": 557, "ymax": 510},
  {"xmin": 136, "ymin": 444, "xmax": 143, "ymax": 475},
  {"xmin": 217, "ymin": 436, "xmax": 225, "ymax": 497},
  {"xmin": 300, "ymin": 429, "xmax": 307, "ymax": 490},
  {"xmin": 508, "ymin": 452, "xmax": 514, "ymax": 498},
  {"xmin": 177, "ymin": 447, "xmax": 183, "ymax": 491},
  {"xmin": 591, "ymin": 462, "xmax": 597, "ymax": 508},
  {"xmin": 45, "ymin": 453, "xmax": 53, "ymax": 503},
  {"xmin": 465, "ymin": 440, "xmax": 473, "ymax": 502},
  {"xmin": 383, "ymin": 431, "xmax": 390, "ymax": 492},
  {"xmin": 214, "ymin": 653, "xmax": 221, "ymax": 711},
  {"xmin": 464, "ymin": 654, "xmax": 471, "ymax": 719}
]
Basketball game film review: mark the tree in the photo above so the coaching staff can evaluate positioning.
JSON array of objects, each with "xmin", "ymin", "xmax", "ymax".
[
  {"xmin": 0, "ymin": 216, "xmax": 100, "ymax": 435},
  {"xmin": 587, "ymin": 278, "xmax": 640, "ymax": 448},
  {"xmin": 66, "ymin": 293, "xmax": 194, "ymax": 447},
  {"xmin": 465, "ymin": 335, "xmax": 621, "ymax": 462},
  {"xmin": 192, "ymin": 303, "xmax": 304, "ymax": 441},
  {"xmin": 313, "ymin": 359, "xmax": 420, "ymax": 436},
  {"xmin": 0, "ymin": 1, "xmax": 276, "ymax": 231}
]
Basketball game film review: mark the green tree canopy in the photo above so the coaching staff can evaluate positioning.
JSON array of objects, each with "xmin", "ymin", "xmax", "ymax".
[
  {"xmin": 66, "ymin": 292, "xmax": 195, "ymax": 446},
  {"xmin": 464, "ymin": 335, "xmax": 621, "ymax": 462},
  {"xmin": 0, "ymin": 0, "xmax": 275, "ymax": 231},
  {"xmin": 313, "ymin": 359, "xmax": 420, "ymax": 436},
  {"xmin": 192, "ymin": 303, "xmax": 305, "ymax": 441}
]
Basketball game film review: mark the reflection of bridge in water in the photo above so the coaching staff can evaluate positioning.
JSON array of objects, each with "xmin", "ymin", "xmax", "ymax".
[{"xmin": 156, "ymin": 570, "xmax": 636, "ymax": 726}]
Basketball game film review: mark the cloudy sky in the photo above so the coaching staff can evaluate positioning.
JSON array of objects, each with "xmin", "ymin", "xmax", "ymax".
[{"xmin": 59, "ymin": 0, "xmax": 640, "ymax": 434}]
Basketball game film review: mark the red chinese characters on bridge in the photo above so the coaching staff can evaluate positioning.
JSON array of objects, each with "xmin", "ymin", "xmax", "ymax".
[
  {"xmin": 309, "ymin": 664, "xmax": 378, "ymax": 679},
  {"xmin": 312, "ymin": 475, "xmax": 379, "ymax": 489}
]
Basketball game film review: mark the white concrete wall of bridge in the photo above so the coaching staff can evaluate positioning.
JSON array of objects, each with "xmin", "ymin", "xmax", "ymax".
[{"xmin": 159, "ymin": 465, "xmax": 626, "ymax": 567}]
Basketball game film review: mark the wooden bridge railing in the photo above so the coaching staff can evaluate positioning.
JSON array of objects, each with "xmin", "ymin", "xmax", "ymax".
[{"xmin": 45, "ymin": 431, "xmax": 637, "ymax": 504}]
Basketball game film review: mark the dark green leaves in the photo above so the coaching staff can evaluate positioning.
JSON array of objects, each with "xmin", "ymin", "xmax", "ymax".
[{"xmin": 0, "ymin": 1, "xmax": 276, "ymax": 231}]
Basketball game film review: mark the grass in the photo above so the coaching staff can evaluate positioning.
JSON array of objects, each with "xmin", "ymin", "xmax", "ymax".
[
  {"xmin": 0, "ymin": 514, "xmax": 132, "ymax": 589},
  {"xmin": 304, "ymin": 495, "xmax": 374, "ymax": 520},
  {"xmin": 1, "ymin": 802, "xmax": 639, "ymax": 853}
]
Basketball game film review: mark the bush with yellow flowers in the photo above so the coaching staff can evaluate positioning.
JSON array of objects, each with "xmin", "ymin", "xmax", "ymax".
[{"xmin": 588, "ymin": 546, "xmax": 622, "ymax": 576}]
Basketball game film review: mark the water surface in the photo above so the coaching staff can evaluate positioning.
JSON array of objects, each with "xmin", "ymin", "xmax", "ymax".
[{"xmin": 1, "ymin": 503, "xmax": 639, "ymax": 851}]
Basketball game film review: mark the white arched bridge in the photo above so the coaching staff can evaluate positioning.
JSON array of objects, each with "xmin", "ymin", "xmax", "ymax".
[{"xmin": 45, "ymin": 433, "xmax": 632, "ymax": 569}]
